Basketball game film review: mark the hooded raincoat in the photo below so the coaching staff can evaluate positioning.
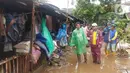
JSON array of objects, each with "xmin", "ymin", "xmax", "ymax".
[
  {"xmin": 56, "ymin": 23, "xmax": 68, "ymax": 47},
  {"xmin": 69, "ymin": 28, "xmax": 88, "ymax": 55}
]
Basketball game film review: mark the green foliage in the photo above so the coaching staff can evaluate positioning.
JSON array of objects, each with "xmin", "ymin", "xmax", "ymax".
[
  {"xmin": 73, "ymin": 0, "xmax": 130, "ymax": 42},
  {"xmin": 115, "ymin": 19, "xmax": 130, "ymax": 42},
  {"xmin": 73, "ymin": 0, "xmax": 119, "ymax": 24}
]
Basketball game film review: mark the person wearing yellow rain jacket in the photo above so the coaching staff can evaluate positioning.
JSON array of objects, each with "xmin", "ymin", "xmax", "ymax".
[{"xmin": 107, "ymin": 24, "xmax": 118, "ymax": 56}]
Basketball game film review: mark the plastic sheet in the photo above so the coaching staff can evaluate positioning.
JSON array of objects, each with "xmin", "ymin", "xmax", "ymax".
[
  {"xmin": 69, "ymin": 28, "xmax": 88, "ymax": 54},
  {"xmin": 41, "ymin": 17, "xmax": 54, "ymax": 55}
]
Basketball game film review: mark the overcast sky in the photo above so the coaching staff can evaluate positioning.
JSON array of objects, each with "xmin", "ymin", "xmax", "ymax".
[
  {"xmin": 47, "ymin": 0, "xmax": 76, "ymax": 9},
  {"xmin": 47, "ymin": 0, "xmax": 130, "ymax": 9}
]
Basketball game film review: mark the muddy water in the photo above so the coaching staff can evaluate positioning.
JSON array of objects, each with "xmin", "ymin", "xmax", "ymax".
[{"xmin": 36, "ymin": 50, "xmax": 130, "ymax": 73}]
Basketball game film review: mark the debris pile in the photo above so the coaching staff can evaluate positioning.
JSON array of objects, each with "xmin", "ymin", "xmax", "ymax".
[
  {"xmin": 49, "ymin": 47, "xmax": 72, "ymax": 67},
  {"xmin": 116, "ymin": 49, "xmax": 129, "ymax": 58}
]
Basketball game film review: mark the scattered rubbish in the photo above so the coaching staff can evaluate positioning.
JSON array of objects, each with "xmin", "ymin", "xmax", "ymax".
[
  {"xmin": 49, "ymin": 47, "xmax": 73, "ymax": 67},
  {"xmin": 117, "ymin": 43, "xmax": 130, "ymax": 50},
  {"xmin": 116, "ymin": 49, "xmax": 129, "ymax": 58}
]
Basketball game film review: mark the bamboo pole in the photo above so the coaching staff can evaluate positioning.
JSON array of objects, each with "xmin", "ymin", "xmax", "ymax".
[
  {"xmin": 29, "ymin": 3, "xmax": 35, "ymax": 73},
  {"xmin": 30, "ymin": 3, "xmax": 35, "ymax": 54},
  {"xmin": 2, "ymin": 65, "xmax": 4, "ymax": 73},
  {"xmin": 19, "ymin": 57, "xmax": 21, "ymax": 73},
  {"xmin": 12, "ymin": 58, "xmax": 15, "ymax": 73},
  {"xmin": 66, "ymin": 0, "xmax": 69, "ymax": 23},
  {"xmin": 5, "ymin": 58, "xmax": 8, "ymax": 73},
  {"xmin": 8, "ymin": 61, "xmax": 11, "ymax": 73},
  {"xmin": 25, "ymin": 55, "xmax": 27, "ymax": 73},
  {"xmin": 16, "ymin": 57, "xmax": 18, "ymax": 73}
]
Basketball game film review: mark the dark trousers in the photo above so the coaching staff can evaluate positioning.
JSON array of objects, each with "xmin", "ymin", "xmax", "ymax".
[{"xmin": 91, "ymin": 45, "xmax": 101, "ymax": 62}]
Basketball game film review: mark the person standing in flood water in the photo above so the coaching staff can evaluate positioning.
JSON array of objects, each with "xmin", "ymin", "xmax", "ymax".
[
  {"xmin": 69, "ymin": 22, "xmax": 88, "ymax": 63},
  {"xmin": 83, "ymin": 23, "xmax": 90, "ymax": 41},
  {"xmin": 88, "ymin": 23, "xmax": 102, "ymax": 64},
  {"xmin": 102, "ymin": 23, "xmax": 111, "ymax": 56},
  {"xmin": 107, "ymin": 24, "xmax": 118, "ymax": 56}
]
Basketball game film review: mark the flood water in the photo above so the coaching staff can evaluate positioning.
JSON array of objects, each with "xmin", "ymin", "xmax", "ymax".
[{"xmin": 35, "ymin": 49, "xmax": 130, "ymax": 73}]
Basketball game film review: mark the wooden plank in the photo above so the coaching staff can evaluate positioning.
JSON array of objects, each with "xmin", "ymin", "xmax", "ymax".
[
  {"xmin": 0, "ymin": 65, "xmax": 4, "ymax": 73},
  {"xmin": 19, "ymin": 57, "xmax": 21, "ymax": 73},
  {"xmin": 5, "ymin": 59, "xmax": 8, "ymax": 73},
  {"xmin": 1, "ymin": 65, "xmax": 4, "ymax": 73},
  {"xmin": 12, "ymin": 58, "xmax": 15, "ymax": 73},
  {"xmin": 8, "ymin": 61, "xmax": 11, "ymax": 73},
  {"xmin": 16, "ymin": 57, "xmax": 18, "ymax": 73},
  {"xmin": 22, "ymin": 56, "xmax": 23, "ymax": 73},
  {"xmin": 0, "ymin": 56, "xmax": 19, "ymax": 65}
]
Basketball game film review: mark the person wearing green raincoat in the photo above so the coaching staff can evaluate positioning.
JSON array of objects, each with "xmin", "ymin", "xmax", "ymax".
[{"xmin": 69, "ymin": 22, "xmax": 88, "ymax": 63}]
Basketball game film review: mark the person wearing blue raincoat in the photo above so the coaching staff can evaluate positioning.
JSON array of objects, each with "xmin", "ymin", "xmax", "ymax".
[
  {"xmin": 56, "ymin": 23, "xmax": 68, "ymax": 47},
  {"xmin": 102, "ymin": 23, "xmax": 111, "ymax": 55},
  {"xmin": 107, "ymin": 24, "xmax": 118, "ymax": 56}
]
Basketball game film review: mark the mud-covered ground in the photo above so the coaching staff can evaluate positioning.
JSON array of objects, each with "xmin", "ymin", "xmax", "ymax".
[{"xmin": 34, "ymin": 48, "xmax": 130, "ymax": 73}]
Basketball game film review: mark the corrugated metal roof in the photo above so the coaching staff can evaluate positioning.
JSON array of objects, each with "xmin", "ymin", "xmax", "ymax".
[
  {"xmin": 0, "ymin": 0, "xmax": 33, "ymax": 13},
  {"xmin": 39, "ymin": 3, "xmax": 66, "ymax": 20},
  {"xmin": 0, "ymin": 1, "xmax": 83, "ymax": 22},
  {"xmin": 39, "ymin": 3, "xmax": 83, "ymax": 22}
]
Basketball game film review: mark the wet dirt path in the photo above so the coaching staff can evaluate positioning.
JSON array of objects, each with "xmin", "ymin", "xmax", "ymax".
[{"xmin": 35, "ymin": 49, "xmax": 130, "ymax": 73}]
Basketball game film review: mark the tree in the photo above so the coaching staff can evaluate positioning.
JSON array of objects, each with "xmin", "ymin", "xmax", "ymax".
[
  {"xmin": 73, "ymin": 0, "xmax": 119, "ymax": 24},
  {"xmin": 73, "ymin": 0, "xmax": 130, "ymax": 42}
]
